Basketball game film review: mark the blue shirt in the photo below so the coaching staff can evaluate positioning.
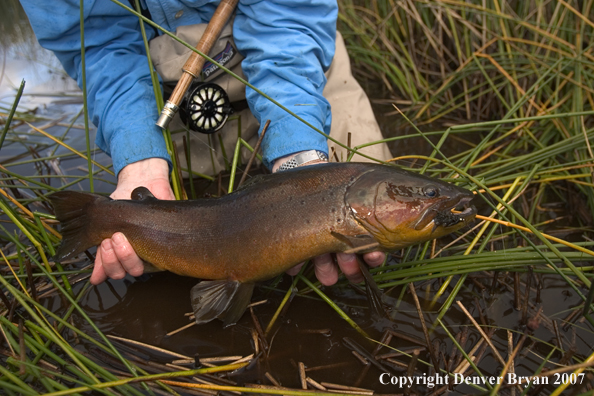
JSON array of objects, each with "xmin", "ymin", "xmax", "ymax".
[{"xmin": 21, "ymin": 0, "xmax": 336, "ymax": 175}]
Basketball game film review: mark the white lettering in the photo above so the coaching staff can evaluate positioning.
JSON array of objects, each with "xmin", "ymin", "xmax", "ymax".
[
  {"xmin": 507, "ymin": 374, "xmax": 548, "ymax": 387},
  {"xmin": 533, "ymin": 376, "xmax": 547, "ymax": 385},
  {"xmin": 378, "ymin": 373, "xmax": 459, "ymax": 388}
]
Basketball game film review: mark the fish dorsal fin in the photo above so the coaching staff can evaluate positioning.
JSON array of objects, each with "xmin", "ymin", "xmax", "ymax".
[
  {"xmin": 191, "ymin": 280, "xmax": 255, "ymax": 327},
  {"xmin": 236, "ymin": 174, "xmax": 267, "ymax": 191},
  {"xmin": 131, "ymin": 187, "xmax": 157, "ymax": 201}
]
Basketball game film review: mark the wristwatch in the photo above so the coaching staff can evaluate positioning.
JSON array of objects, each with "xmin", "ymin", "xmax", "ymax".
[{"xmin": 276, "ymin": 150, "xmax": 328, "ymax": 172}]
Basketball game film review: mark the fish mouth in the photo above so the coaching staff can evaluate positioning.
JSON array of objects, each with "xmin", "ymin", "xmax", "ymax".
[{"xmin": 413, "ymin": 196, "xmax": 476, "ymax": 231}]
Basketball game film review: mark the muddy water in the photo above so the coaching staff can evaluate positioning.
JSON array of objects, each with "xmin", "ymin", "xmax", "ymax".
[
  {"xmin": 3, "ymin": 1, "xmax": 594, "ymax": 394},
  {"xmin": 84, "ymin": 273, "xmax": 382, "ymax": 387},
  {"xmin": 77, "ymin": 269, "xmax": 591, "ymax": 393}
]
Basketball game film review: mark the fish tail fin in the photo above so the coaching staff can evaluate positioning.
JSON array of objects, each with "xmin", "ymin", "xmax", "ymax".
[
  {"xmin": 191, "ymin": 280, "xmax": 254, "ymax": 327},
  {"xmin": 48, "ymin": 191, "xmax": 109, "ymax": 262}
]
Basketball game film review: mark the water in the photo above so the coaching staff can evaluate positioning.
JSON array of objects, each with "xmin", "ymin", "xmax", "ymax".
[{"xmin": 0, "ymin": 1, "xmax": 80, "ymax": 110}]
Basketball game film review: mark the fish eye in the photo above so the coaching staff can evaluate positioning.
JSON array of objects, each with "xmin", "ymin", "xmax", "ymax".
[{"xmin": 424, "ymin": 186, "xmax": 439, "ymax": 198}]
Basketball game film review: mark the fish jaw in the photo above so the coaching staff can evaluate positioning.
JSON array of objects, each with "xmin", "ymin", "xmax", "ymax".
[
  {"xmin": 412, "ymin": 195, "xmax": 477, "ymax": 240},
  {"xmin": 412, "ymin": 195, "xmax": 476, "ymax": 231}
]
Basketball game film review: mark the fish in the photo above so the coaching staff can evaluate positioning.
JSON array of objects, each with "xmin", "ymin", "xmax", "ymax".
[{"xmin": 48, "ymin": 162, "xmax": 476, "ymax": 326}]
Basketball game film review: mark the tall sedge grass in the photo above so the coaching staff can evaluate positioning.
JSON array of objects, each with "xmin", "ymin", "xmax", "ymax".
[{"xmin": 0, "ymin": 0, "xmax": 593, "ymax": 393}]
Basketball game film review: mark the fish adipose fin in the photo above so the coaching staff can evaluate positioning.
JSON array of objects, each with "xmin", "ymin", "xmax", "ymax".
[
  {"xmin": 236, "ymin": 174, "xmax": 267, "ymax": 191},
  {"xmin": 131, "ymin": 187, "xmax": 156, "ymax": 200},
  {"xmin": 191, "ymin": 280, "xmax": 255, "ymax": 327},
  {"xmin": 48, "ymin": 191, "xmax": 110, "ymax": 262}
]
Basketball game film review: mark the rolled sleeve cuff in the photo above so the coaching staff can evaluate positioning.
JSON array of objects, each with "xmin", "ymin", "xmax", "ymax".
[{"xmin": 99, "ymin": 122, "xmax": 172, "ymax": 177}]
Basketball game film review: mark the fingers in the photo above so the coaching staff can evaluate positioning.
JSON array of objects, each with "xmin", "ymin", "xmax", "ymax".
[
  {"xmin": 336, "ymin": 253, "xmax": 364, "ymax": 284},
  {"xmin": 362, "ymin": 251, "xmax": 386, "ymax": 268},
  {"xmin": 110, "ymin": 233, "xmax": 144, "ymax": 276},
  {"xmin": 90, "ymin": 249, "xmax": 108, "ymax": 285},
  {"xmin": 286, "ymin": 262, "xmax": 305, "ymax": 276},
  {"xmin": 314, "ymin": 253, "xmax": 339, "ymax": 286},
  {"xmin": 96, "ymin": 239, "xmax": 126, "ymax": 280},
  {"xmin": 90, "ymin": 233, "xmax": 144, "ymax": 285},
  {"xmin": 302, "ymin": 251, "xmax": 386, "ymax": 286}
]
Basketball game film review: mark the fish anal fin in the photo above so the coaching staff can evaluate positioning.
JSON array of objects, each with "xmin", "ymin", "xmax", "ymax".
[
  {"xmin": 131, "ymin": 187, "xmax": 156, "ymax": 201},
  {"xmin": 190, "ymin": 280, "xmax": 254, "ymax": 327}
]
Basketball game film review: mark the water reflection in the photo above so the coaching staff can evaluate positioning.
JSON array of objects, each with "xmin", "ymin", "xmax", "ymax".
[
  {"xmin": 0, "ymin": 0, "xmax": 79, "ymax": 108},
  {"xmin": 0, "ymin": 0, "xmax": 36, "ymax": 49}
]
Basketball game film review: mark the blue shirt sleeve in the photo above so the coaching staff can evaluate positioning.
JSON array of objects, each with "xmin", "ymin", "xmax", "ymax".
[
  {"xmin": 20, "ymin": 0, "xmax": 172, "ymax": 177},
  {"xmin": 234, "ymin": 0, "xmax": 337, "ymax": 168}
]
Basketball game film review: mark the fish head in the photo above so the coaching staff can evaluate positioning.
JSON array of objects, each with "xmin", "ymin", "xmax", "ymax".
[{"xmin": 345, "ymin": 165, "xmax": 476, "ymax": 250}]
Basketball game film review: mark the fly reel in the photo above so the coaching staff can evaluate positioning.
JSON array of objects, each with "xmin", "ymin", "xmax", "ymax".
[{"xmin": 180, "ymin": 83, "xmax": 233, "ymax": 134}]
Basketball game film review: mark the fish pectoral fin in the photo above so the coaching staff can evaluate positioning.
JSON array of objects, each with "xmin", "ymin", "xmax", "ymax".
[
  {"xmin": 331, "ymin": 231, "xmax": 379, "ymax": 254},
  {"xmin": 190, "ymin": 280, "xmax": 254, "ymax": 327},
  {"xmin": 355, "ymin": 255, "xmax": 388, "ymax": 319},
  {"xmin": 220, "ymin": 282, "xmax": 255, "ymax": 327},
  {"xmin": 131, "ymin": 187, "xmax": 157, "ymax": 201}
]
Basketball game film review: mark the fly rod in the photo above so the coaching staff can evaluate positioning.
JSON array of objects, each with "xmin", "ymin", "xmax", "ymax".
[{"xmin": 156, "ymin": 0, "xmax": 239, "ymax": 130}]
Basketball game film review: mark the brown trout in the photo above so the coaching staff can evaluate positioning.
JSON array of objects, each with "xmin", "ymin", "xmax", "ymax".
[{"xmin": 49, "ymin": 162, "xmax": 475, "ymax": 325}]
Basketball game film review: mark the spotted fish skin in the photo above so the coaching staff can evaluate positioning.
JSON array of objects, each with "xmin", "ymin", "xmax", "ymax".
[{"xmin": 49, "ymin": 162, "xmax": 475, "ymax": 325}]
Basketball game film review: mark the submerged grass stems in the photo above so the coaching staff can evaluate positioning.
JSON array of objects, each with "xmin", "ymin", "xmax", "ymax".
[
  {"xmin": 1, "ymin": 0, "xmax": 594, "ymax": 393},
  {"xmin": 0, "ymin": 80, "xmax": 25, "ymax": 151}
]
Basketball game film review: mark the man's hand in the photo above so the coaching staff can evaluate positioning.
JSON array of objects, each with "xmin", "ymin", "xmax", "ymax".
[
  {"xmin": 273, "ymin": 152, "xmax": 387, "ymax": 285},
  {"xmin": 286, "ymin": 251, "xmax": 386, "ymax": 285},
  {"xmin": 90, "ymin": 158, "xmax": 173, "ymax": 285}
]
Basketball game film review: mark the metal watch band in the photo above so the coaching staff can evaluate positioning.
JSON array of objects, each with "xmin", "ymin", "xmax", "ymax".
[{"xmin": 276, "ymin": 150, "xmax": 328, "ymax": 172}]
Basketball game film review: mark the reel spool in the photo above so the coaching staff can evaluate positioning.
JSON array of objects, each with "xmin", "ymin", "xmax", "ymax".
[{"xmin": 180, "ymin": 83, "xmax": 233, "ymax": 134}]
